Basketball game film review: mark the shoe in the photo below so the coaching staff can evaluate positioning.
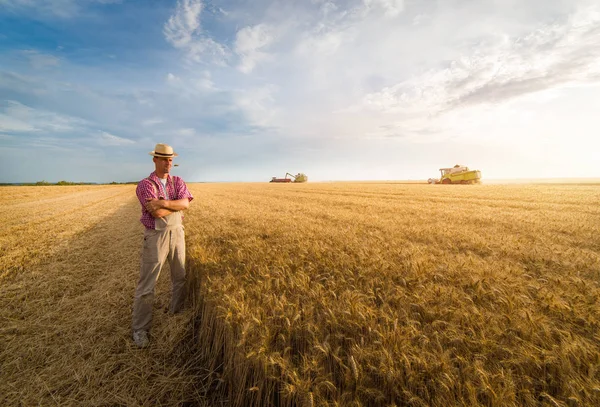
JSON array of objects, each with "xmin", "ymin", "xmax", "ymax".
[{"xmin": 133, "ymin": 330, "xmax": 149, "ymax": 348}]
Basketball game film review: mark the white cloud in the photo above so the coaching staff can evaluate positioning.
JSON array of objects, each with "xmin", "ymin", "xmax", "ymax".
[
  {"xmin": 0, "ymin": 115, "xmax": 37, "ymax": 133},
  {"xmin": 338, "ymin": 3, "xmax": 600, "ymax": 145},
  {"xmin": 141, "ymin": 118, "xmax": 163, "ymax": 126},
  {"xmin": 133, "ymin": 91, "xmax": 155, "ymax": 107},
  {"xmin": 0, "ymin": 0, "xmax": 76, "ymax": 17},
  {"xmin": 235, "ymin": 24, "xmax": 274, "ymax": 73},
  {"xmin": 175, "ymin": 128, "xmax": 196, "ymax": 137},
  {"xmin": 319, "ymin": 1, "xmax": 338, "ymax": 17},
  {"xmin": 0, "ymin": 100, "xmax": 88, "ymax": 133},
  {"xmin": 163, "ymin": 0, "xmax": 203, "ymax": 48},
  {"xmin": 187, "ymin": 38, "xmax": 229, "ymax": 65},
  {"xmin": 0, "ymin": 101, "xmax": 139, "ymax": 150},
  {"xmin": 163, "ymin": 71, "xmax": 215, "ymax": 96},
  {"xmin": 192, "ymin": 71, "xmax": 215, "ymax": 90},
  {"xmin": 98, "ymin": 131, "xmax": 135, "ymax": 146},
  {"xmin": 234, "ymin": 85, "xmax": 279, "ymax": 127},
  {"xmin": 164, "ymin": 0, "xmax": 229, "ymax": 65},
  {"xmin": 166, "ymin": 72, "xmax": 180, "ymax": 82},
  {"xmin": 363, "ymin": 0, "xmax": 405, "ymax": 18},
  {"xmin": 22, "ymin": 50, "xmax": 61, "ymax": 69},
  {"xmin": 0, "ymin": 0, "xmax": 122, "ymax": 18},
  {"xmin": 295, "ymin": 30, "xmax": 348, "ymax": 57},
  {"xmin": 178, "ymin": 0, "xmax": 599, "ymax": 164}
]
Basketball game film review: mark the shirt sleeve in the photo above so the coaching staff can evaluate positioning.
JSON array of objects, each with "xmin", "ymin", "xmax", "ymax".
[
  {"xmin": 136, "ymin": 179, "xmax": 158, "ymax": 207},
  {"xmin": 173, "ymin": 177, "xmax": 194, "ymax": 202}
]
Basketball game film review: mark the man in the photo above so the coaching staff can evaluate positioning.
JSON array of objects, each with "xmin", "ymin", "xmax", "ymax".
[{"xmin": 132, "ymin": 143, "xmax": 194, "ymax": 348}]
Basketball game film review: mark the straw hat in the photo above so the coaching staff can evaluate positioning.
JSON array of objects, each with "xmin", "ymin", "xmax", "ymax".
[{"xmin": 149, "ymin": 143, "xmax": 178, "ymax": 158}]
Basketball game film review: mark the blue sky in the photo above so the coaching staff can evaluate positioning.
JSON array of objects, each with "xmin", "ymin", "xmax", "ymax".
[{"xmin": 1, "ymin": 0, "xmax": 599, "ymax": 183}]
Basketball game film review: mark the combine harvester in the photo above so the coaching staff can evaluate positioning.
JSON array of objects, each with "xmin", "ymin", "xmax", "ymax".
[
  {"xmin": 270, "ymin": 172, "xmax": 308, "ymax": 183},
  {"xmin": 428, "ymin": 165, "xmax": 482, "ymax": 184}
]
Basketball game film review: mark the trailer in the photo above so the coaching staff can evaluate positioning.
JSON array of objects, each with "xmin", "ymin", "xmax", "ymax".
[{"xmin": 269, "ymin": 173, "xmax": 308, "ymax": 183}]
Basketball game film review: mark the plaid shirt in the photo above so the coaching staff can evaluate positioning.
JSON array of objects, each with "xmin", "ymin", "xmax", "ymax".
[{"xmin": 136, "ymin": 172, "xmax": 194, "ymax": 230}]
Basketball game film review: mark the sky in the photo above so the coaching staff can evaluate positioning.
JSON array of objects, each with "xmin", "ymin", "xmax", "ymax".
[{"xmin": 1, "ymin": 0, "xmax": 599, "ymax": 183}]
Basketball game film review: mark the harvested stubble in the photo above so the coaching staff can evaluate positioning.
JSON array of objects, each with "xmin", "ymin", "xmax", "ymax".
[
  {"xmin": 184, "ymin": 182, "xmax": 600, "ymax": 407},
  {"xmin": 0, "ymin": 186, "xmax": 209, "ymax": 406}
]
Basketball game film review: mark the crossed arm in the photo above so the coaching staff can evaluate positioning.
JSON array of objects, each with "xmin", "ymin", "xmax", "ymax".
[{"xmin": 145, "ymin": 198, "xmax": 190, "ymax": 218}]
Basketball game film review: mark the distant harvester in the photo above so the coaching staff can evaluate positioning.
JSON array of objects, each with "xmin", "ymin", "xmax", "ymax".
[
  {"xmin": 428, "ymin": 165, "xmax": 482, "ymax": 184},
  {"xmin": 270, "ymin": 172, "xmax": 308, "ymax": 183}
]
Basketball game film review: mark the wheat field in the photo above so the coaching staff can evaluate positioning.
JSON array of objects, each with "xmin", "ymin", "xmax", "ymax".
[{"xmin": 1, "ymin": 182, "xmax": 599, "ymax": 406}]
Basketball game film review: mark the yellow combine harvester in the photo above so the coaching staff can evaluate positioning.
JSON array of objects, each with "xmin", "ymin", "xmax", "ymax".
[
  {"xmin": 428, "ymin": 165, "xmax": 482, "ymax": 184},
  {"xmin": 270, "ymin": 172, "xmax": 308, "ymax": 183}
]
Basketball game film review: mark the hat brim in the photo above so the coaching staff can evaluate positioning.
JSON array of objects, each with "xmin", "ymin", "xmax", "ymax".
[{"xmin": 149, "ymin": 151, "xmax": 178, "ymax": 157}]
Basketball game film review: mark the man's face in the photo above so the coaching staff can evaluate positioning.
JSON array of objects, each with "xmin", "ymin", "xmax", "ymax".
[{"xmin": 154, "ymin": 157, "xmax": 173, "ymax": 174}]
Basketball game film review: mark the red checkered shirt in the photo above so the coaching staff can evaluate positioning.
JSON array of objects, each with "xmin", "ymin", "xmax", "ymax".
[{"xmin": 136, "ymin": 172, "xmax": 194, "ymax": 230}]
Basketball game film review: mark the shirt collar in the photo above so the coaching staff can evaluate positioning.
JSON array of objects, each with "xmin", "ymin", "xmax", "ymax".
[{"xmin": 150, "ymin": 172, "xmax": 171, "ymax": 184}]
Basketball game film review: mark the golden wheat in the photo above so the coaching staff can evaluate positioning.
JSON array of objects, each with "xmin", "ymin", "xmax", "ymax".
[
  {"xmin": 184, "ymin": 182, "xmax": 600, "ymax": 407},
  {"xmin": 1, "ymin": 182, "xmax": 599, "ymax": 407}
]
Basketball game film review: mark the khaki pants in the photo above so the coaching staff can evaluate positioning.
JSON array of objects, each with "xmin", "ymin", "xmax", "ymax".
[{"xmin": 132, "ymin": 220, "xmax": 186, "ymax": 332}]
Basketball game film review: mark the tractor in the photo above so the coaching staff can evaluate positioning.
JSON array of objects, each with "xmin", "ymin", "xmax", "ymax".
[{"xmin": 428, "ymin": 165, "xmax": 481, "ymax": 184}]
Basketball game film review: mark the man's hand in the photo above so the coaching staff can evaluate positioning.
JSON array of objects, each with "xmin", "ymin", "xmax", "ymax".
[
  {"xmin": 145, "ymin": 198, "xmax": 164, "ymax": 213},
  {"xmin": 144, "ymin": 197, "xmax": 189, "ymax": 218}
]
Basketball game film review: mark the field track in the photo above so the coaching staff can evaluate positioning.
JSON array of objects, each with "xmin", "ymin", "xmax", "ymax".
[{"xmin": 0, "ymin": 186, "xmax": 206, "ymax": 406}]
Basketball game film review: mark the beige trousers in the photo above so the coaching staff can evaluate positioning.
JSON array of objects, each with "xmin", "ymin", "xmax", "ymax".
[{"xmin": 132, "ymin": 212, "xmax": 186, "ymax": 332}]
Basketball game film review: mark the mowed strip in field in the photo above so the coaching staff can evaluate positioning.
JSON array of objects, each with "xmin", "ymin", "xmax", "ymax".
[
  {"xmin": 0, "ymin": 186, "xmax": 207, "ymax": 406},
  {"xmin": 183, "ymin": 183, "xmax": 600, "ymax": 407},
  {"xmin": 1, "ymin": 185, "xmax": 134, "ymax": 280}
]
